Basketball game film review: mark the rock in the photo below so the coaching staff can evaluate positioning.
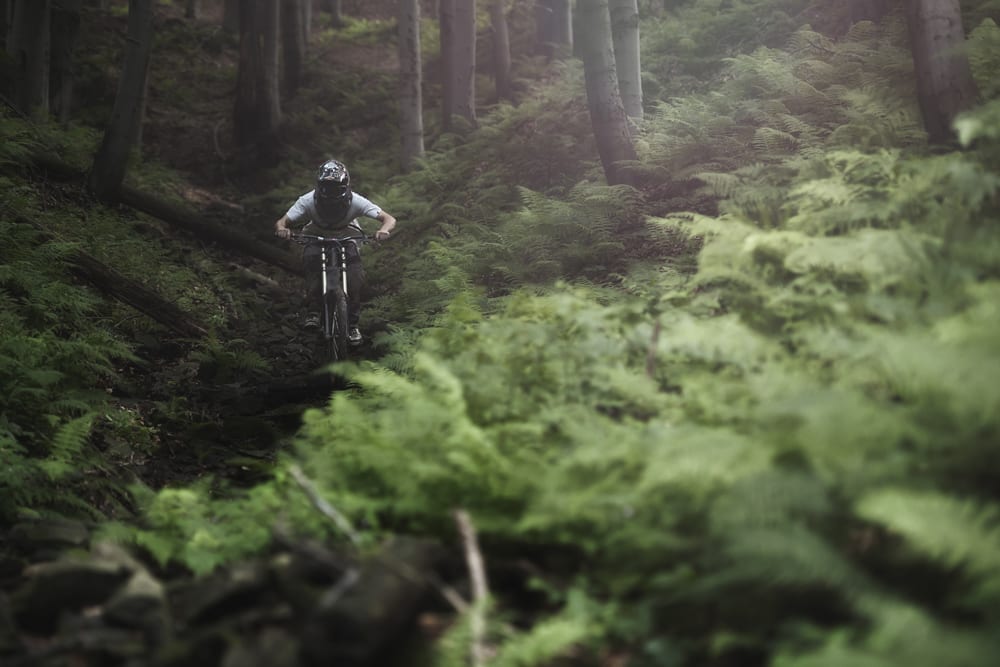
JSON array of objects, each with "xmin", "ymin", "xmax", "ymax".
[
  {"xmin": 168, "ymin": 561, "xmax": 270, "ymax": 629},
  {"xmin": 0, "ymin": 592, "xmax": 20, "ymax": 658},
  {"xmin": 11, "ymin": 559, "xmax": 131, "ymax": 634},
  {"xmin": 221, "ymin": 627, "xmax": 299, "ymax": 667},
  {"xmin": 8, "ymin": 518, "xmax": 90, "ymax": 561},
  {"xmin": 105, "ymin": 569, "xmax": 172, "ymax": 647},
  {"xmin": 300, "ymin": 537, "xmax": 446, "ymax": 667}
]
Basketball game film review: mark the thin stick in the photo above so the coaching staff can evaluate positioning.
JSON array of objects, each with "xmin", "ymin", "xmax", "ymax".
[
  {"xmin": 454, "ymin": 509, "xmax": 489, "ymax": 667},
  {"xmin": 288, "ymin": 464, "xmax": 361, "ymax": 547},
  {"xmin": 646, "ymin": 318, "xmax": 662, "ymax": 378}
]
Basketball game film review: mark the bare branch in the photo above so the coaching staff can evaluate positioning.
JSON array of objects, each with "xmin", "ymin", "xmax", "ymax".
[
  {"xmin": 288, "ymin": 464, "xmax": 362, "ymax": 547},
  {"xmin": 454, "ymin": 509, "xmax": 489, "ymax": 667}
]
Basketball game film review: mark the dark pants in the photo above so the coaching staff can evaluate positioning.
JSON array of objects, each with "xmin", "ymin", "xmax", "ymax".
[{"xmin": 303, "ymin": 241, "xmax": 364, "ymax": 326}]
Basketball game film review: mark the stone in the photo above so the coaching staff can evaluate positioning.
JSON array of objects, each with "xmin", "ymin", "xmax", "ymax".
[{"xmin": 12, "ymin": 559, "xmax": 131, "ymax": 634}]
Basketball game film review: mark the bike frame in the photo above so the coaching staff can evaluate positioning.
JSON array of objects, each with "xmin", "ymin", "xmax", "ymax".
[{"xmin": 293, "ymin": 233, "xmax": 369, "ymax": 360}]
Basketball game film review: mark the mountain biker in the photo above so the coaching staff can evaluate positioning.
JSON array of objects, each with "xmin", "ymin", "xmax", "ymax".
[{"xmin": 274, "ymin": 159, "xmax": 396, "ymax": 344}]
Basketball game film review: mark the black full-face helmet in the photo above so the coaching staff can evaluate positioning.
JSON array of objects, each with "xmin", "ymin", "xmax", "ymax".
[{"xmin": 314, "ymin": 159, "xmax": 352, "ymax": 221}]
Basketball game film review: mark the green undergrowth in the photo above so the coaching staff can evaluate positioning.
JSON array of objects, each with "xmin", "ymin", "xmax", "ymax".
[
  {"xmin": 0, "ymin": 115, "xmax": 278, "ymax": 522},
  {"xmin": 134, "ymin": 101, "xmax": 1000, "ymax": 665},
  {"xmin": 8, "ymin": 3, "xmax": 1000, "ymax": 665}
]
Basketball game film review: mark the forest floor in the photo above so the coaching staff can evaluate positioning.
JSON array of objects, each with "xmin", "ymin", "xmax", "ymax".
[{"xmin": 65, "ymin": 3, "xmax": 410, "ymax": 493}]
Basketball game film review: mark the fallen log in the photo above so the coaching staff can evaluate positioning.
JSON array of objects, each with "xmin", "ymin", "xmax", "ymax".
[
  {"xmin": 117, "ymin": 186, "xmax": 303, "ymax": 276},
  {"xmin": 25, "ymin": 154, "xmax": 303, "ymax": 276},
  {"xmin": 67, "ymin": 249, "xmax": 208, "ymax": 338},
  {"xmin": 16, "ymin": 217, "xmax": 208, "ymax": 338}
]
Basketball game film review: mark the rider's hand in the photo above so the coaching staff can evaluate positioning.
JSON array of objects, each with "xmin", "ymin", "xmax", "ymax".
[
  {"xmin": 275, "ymin": 226, "xmax": 291, "ymax": 239},
  {"xmin": 375, "ymin": 229, "xmax": 391, "ymax": 242}
]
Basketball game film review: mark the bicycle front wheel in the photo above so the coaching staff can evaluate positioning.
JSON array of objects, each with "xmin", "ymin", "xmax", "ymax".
[{"xmin": 325, "ymin": 287, "xmax": 349, "ymax": 362}]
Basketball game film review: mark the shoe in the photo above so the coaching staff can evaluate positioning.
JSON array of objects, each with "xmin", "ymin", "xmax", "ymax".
[
  {"xmin": 303, "ymin": 313, "xmax": 321, "ymax": 329},
  {"xmin": 348, "ymin": 327, "xmax": 363, "ymax": 344}
]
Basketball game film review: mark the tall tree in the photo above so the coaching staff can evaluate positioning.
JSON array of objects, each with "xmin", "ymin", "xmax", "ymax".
[
  {"xmin": 50, "ymin": 0, "xmax": 83, "ymax": 122},
  {"xmin": 536, "ymin": 0, "xmax": 572, "ymax": 58},
  {"xmin": 88, "ymin": 0, "xmax": 154, "ymax": 200},
  {"xmin": 1, "ymin": 0, "xmax": 10, "ymax": 51},
  {"xmin": 848, "ymin": 0, "xmax": 892, "ymax": 24},
  {"xmin": 234, "ymin": 0, "xmax": 281, "ymax": 160},
  {"xmin": 452, "ymin": 0, "xmax": 477, "ymax": 127},
  {"xmin": 439, "ymin": 0, "xmax": 456, "ymax": 130},
  {"xmin": 223, "ymin": 0, "xmax": 239, "ymax": 32},
  {"xmin": 398, "ymin": 0, "xmax": 424, "ymax": 171},
  {"xmin": 282, "ymin": 0, "xmax": 305, "ymax": 96},
  {"xmin": 185, "ymin": 0, "xmax": 200, "ymax": 19},
  {"xmin": 325, "ymin": 0, "xmax": 343, "ymax": 27},
  {"xmin": 577, "ymin": 0, "xmax": 637, "ymax": 185},
  {"xmin": 552, "ymin": 0, "xmax": 572, "ymax": 53},
  {"xmin": 489, "ymin": 0, "xmax": 512, "ymax": 102},
  {"xmin": 610, "ymin": 0, "xmax": 642, "ymax": 122},
  {"xmin": 7, "ymin": 0, "xmax": 51, "ymax": 116},
  {"xmin": 905, "ymin": 0, "xmax": 979, "ymax": 144}
]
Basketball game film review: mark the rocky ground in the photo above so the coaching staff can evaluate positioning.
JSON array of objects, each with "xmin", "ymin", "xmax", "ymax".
[{"xmin": 0, "ymin": 515, "xmax": 462, "ymax": 666}]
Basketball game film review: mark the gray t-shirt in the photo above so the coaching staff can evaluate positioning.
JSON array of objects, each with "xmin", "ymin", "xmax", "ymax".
[{"xmin": 285, "ymin": 191, "xmax": 382, "ymax": 234}]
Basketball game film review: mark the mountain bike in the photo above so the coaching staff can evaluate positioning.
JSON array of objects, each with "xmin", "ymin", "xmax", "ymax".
[{"xmin": 292, "ymin": 232, "xmax": 370, "ymax": 363}]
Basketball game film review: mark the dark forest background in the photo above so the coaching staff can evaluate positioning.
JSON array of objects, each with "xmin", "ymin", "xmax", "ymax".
[{"xmin": 1, "ymin": 1, "xmax": 999, "ymax": 665}]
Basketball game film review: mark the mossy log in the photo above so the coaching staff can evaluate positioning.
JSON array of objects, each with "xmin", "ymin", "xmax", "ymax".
[
  {"xmin": 66, "ymin": 247, "xmax": 209, "ymax": 338},
  {"xmin": 16, "ymin": 216, "xmax": 209, "ymax": 338},
  {"xmin": 25, "ymin": 154, "xmax": 304, "ymax": 276}
]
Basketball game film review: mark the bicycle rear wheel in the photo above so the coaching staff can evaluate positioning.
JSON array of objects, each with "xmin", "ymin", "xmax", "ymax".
[{"xmin": 324, "ymin": 287, "xmax": 349, "ymax": 362}]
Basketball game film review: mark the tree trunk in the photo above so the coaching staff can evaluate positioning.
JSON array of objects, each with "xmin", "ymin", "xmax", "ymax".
[
  {"xmin": 261, "ymin": 0, "xmax": 281, "ymax": 143},
  {"xmin": 905, "ymin": 0, "xmax": 979, "ymax": 144},
  {"xmin": 7, "ymin": 0, "xmax": 51, "ymax": 116},
  {"xmin": 325, "ymin": 0, "xmax": 343, "ymax": 27},
  {"xmin": 67, "ymin": 249, "xmax": 208, "ymax": 338},
  {"xmin": 185, "ymin": 0, "xmax": 199, "ymax": 19},
  {"xmin": 28, "ymin": 152, "xmax": 307, "ymax": 275},
  {"xmin": 282, "ymin": 0, "xmax": 305, "ymax": 96},
  {"xmin": 223, "ymin": 0, "xmax": 239, "ymax": 32},
  {"xmin": 50, "ymin": 0, "xmax": 83, "ymax": 123},
  {"xmin": 439, "ymin": 0, "xmax": 455, "ymax": 130},
  {"xmin": 234, "ymin": 0, "xmax": 282, "ymax": 161},
  {"xmin": 453, "ymin": 0, "xmax": 477, "ymax": 127},
  {"xmin": 849, "ymin": 0, "xmax": 892, "ymax": 24},
  {"xmin": 610, "ymin": 0, "xmax": 642, "ymax": 122},
  {"xmin": 116, "ymin": 186, "xmax": 304, "ymax": 275},
  {"xmin": 398, "ymin": 0, "xmax": 424, "ymax": 171},
  {"xmin": 536, "ymin": 0, "xmax": 571, "ymax": 58},
  {"xmin": 1, "ymin": 0, "xmax": 10, "ymax": 52},
  {"xmin": 16, "ymin": 213, "xmax": 209, "ymax": 338},
  {"xmin": 577, "ymin": 0, "xmax": 637, "ymax": 186},
  {"xmin": 489, "ymin": 0, "xmax": 511, "ymax": 102},
  {"xmin": 87, "ymin": 0, "xmax": 154, "ymax": 201},
  {"xmin": 552, "ymin": 0, "xmax": 572, "ymax": 54},
  {"xmin": 300, "ymin": 0, "xmax": 310, "ymax": 40}
]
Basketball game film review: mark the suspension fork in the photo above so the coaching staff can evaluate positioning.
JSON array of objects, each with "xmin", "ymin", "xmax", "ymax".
[
  {"xmin": 319, "ymin": 241, "xmax": 349, "ymax": 303},
  {"xmin": 339, "ymin": 242, "xmax": 349, "ymax": 297}
]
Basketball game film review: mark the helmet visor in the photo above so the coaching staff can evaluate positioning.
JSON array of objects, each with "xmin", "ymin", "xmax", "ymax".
[{"xmin": 317, "ymin": 180, "xmax": 349, "ymax": 200}]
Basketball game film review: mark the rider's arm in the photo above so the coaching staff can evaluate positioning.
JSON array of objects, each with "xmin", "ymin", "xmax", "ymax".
[
  {"xmin": 274, "ymin": 214, "xmax": 292, "ymax": 239},
  {"xmin": 375, "ymin": 211, "xmax": 396, "ymax": 241}
]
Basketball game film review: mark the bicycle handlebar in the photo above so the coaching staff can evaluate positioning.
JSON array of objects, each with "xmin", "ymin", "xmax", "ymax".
[{"xmin": 290, "ymin": 232, "xmax": 372, "ymax": 243}]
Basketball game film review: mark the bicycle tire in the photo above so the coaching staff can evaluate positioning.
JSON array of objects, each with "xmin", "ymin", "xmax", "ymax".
[{"xmin": 325, "ymin": 287, "xmax": 350, "ymax": 362}]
